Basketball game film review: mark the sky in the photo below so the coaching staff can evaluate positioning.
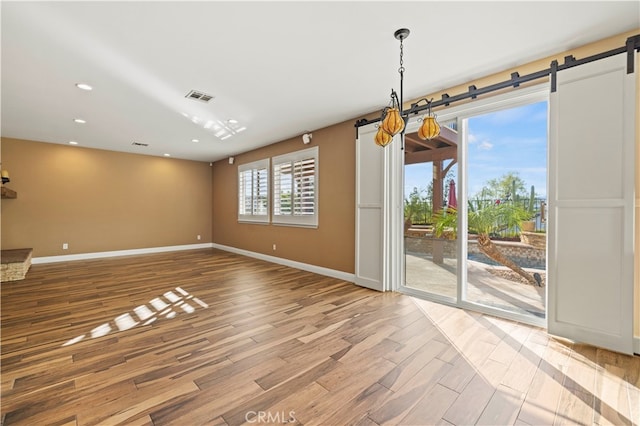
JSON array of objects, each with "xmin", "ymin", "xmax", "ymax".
[{"xmin": 404, "ymin": 100, "xmax": 548, "ymax": 201}]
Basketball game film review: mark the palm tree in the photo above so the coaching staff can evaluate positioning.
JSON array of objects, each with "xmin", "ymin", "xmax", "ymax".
[{"xmin": 433, "ymin": 202, "xmax": 539, "ymax": 286}]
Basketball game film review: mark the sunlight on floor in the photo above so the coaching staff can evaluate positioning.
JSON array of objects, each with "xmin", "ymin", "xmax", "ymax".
[
  {"xmin": 412, "ymin": 297, "xmax": 640, "ymax": 425},
  {"xmin": 62, "ymin": 286, "xmax": 208, "ymax": 347}
]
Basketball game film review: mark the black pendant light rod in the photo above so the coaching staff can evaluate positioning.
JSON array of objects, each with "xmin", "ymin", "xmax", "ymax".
[
  {"xmin": 356, "ymin": 33, "xmax": 640, "ymax": 129},
  {"xmin": 395, "ymin": 28, "xmax": 409, "ymax": 138},
  {"xmin": 395, "ymin": 28, "xmax": 410, "ymax": 149}
]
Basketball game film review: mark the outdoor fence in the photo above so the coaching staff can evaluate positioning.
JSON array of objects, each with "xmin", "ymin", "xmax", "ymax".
[{"xmin": 474, "ymin": 197, "xmax": 548, "ymax": 236}]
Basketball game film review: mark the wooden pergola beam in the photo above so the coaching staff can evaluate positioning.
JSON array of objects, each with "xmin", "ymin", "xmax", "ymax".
[
  {"xmin": 404, "ymin": 146, "xmax": 457, "ymax": 165},
  {"xmin": 405, "ymin": 134, "xmax": 440, "ymax": 150}
]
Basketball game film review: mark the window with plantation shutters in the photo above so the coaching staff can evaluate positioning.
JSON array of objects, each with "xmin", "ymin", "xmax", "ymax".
[
  {"xmin": 238, "ymin": 159, "xmax": 269, "ymax": 223},
  {"xmin": 272, "ymin": 146, "xmax": 319, "ymax": 227}
]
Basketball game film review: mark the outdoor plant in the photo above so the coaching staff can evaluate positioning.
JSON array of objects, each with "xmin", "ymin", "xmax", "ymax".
[
  {"xmin": 404, "ymin": 187, "xmax": 432, "ymax": 225},
  {"xmin": 433, "ymin": 202, "xmax": 540, "ymax": 286},
  {"xmin": 519, "ymin": 185, "xmax": 537, "ymax": 232}
]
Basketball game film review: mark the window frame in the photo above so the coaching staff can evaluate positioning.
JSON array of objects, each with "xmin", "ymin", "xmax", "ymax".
[
  {"xmin": 271, "ymin": 146, "xmax": 319, "ymax": 228},
  {"xmin": 237, "ymin": 158, "xmax": 270, "ymax": 224}
]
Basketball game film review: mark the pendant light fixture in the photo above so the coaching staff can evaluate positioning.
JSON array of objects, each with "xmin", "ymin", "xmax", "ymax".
[
  {"xmin": 375, "ymin": 28, "xmax": 441, "ymax": 147},
  {"xmin": 374, "ymin": 126, "xmax": 393, "ymax": 147},
  {"xmin": 375, "ymin": 28, "xmax": 410, "ymax": 147},
  {"xmin": 417, "ymin": 98, "xmax": 441, "ymax": 140},
  {"xmin": 380, "ymin": 90, "xmax": 404, "ymax": 137}
]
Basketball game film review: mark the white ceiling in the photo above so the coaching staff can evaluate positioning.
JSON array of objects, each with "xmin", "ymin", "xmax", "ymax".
[{"xmin": 2, "ymin": 1, "xmax": 638, "ymax": 162}]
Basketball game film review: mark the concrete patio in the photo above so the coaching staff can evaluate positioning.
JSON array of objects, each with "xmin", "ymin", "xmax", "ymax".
[{"xmin": 405, "ymin": 252, "xmax": 546, "ymax": 318}]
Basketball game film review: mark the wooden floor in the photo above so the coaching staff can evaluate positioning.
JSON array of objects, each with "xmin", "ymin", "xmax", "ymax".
[{"xmin": 1, "ymin": 248, "xmax": 638, "ymax": 425}]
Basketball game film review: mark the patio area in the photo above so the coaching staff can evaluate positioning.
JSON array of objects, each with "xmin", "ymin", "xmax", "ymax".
[{"xmin": 405, "ymin": 252, "xmax": 546, "ymax": 318}]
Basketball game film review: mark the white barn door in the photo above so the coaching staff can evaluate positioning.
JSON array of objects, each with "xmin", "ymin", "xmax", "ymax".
[
  {"xmin": 355, "ymin": 123, "xmax": 389, "ymax": 291},
  {"xmin": 548, "ymin": 54, "xmax": 636, "ymax": 354}
]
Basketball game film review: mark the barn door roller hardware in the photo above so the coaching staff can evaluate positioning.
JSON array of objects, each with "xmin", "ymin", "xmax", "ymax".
[{"xmin": 356, "ymin": 34, "xmax": 640, "ymax": 129}]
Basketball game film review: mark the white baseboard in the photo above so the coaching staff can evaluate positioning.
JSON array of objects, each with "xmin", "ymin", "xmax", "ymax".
[
  {"xmin": 32, "ymin": 242, "xmax": 356, "ymax": 283},
  {"xmin": 212, "ymin": 243, "xmax": 355, "ymax": 283},
  {"xmin": 32, "ymin": 243, "xmax": 214, "ymax": 264}
]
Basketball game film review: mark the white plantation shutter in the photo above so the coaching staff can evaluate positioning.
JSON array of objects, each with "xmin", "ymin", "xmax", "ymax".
[
  {"xmin": 238, "ymin": 159, "xmax": 269, "ymax": 223},
  {"xmin": 253, "ymin": 167, "xmax": 269, "ymax": 216},
  {"xmin": 293, "ymin": 157, "xmax": 315, "ymax": 215},
  {"xmin": 272, "ymin": 147, "xmax": 318, "ymax": 227},
  {"xmin": 238, "ymin": 169, "xmax": 252, "ymax": 215},
  {"xmin": 273, "ymin": 162, "xmax": 293, "ymax": 215}
]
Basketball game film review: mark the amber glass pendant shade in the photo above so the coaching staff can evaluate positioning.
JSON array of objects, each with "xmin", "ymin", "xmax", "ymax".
[
  {"xmin": 381, "ymin": 107, "xmax": 405, "ymax": 136},
  {"xmin": 418, "ymin": 115, "xmax": 440, "ymax": 140},
  {"xmin": 375, "ymin": 127, "xmax": 393, "ymax": 147}
]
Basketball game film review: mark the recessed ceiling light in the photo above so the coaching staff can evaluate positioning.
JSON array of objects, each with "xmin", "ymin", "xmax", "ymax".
[
  {"xmin": 73, "ymin": 118, "xmax": 86, "ymax": 124},
  {"xmin": 191, "ymin": 139, "xmax": 199, "ymax": 143},
  {"xmin": 69, "ymin": 141, "xmax": 79, "ymax": 145},
  {"xmin": 163, "ymin": 153, "xmax": 171, "ymax": 157},
  {"xmin": 75, "ymin": 83, "xmax": 93, "ymax": 91},
  {"xmin": 227, "ymin": 119, "xmax": 238, "ymax": 124}
]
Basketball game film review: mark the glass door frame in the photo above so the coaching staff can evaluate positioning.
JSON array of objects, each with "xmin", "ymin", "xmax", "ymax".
[{"xmin": 396, "ymin": 84, "xmax": 549, "ymax": 328}]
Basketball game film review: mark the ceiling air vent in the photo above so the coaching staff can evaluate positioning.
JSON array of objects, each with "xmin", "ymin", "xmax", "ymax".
[
  {"xmin": 132, "ymin": 142, "xmax": 149, "ymax": 147},
  {"xmin": 185, "ymin": 90, "xmax": 214, "ymax": 103}
]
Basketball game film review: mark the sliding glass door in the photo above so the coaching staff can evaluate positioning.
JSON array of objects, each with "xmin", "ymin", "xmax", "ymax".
[
  {"xmin": 403, "ymin": 120, "xmax": 459, "ymax": 302},
  {"xmin": 463, "ymin": 101, "xmax": 547, "ymax": 320},
  {"xmin": 401, "ymin": 86, "xmax": 548, "ymax": 326}
]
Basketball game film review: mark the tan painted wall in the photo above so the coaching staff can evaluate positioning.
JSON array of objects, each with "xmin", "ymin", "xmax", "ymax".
[
  {"xmin": 1, "ymin": 138, "xmax": 212, "ymax": 257},
  {"xmin": 212, "ymin": 120, "xmax": 355, "ymax": 274}
]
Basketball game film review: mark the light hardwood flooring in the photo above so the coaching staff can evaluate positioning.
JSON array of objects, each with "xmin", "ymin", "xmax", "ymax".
[{"xmin": 1, "ymin": 248, "xmax": 638, "ymax": 425}]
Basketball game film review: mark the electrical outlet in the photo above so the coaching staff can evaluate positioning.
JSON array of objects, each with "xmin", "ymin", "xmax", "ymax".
[
  {"xmin": 273, "ymin": 244, "xmax": 276, "ymax": 251},
  {"xmin": 197, "ymin": 235, "xmax": 201, "ymax": 240},
  {"xmin": 62, "ymin": 243, "xmax": 69, "ymax": 250}
]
